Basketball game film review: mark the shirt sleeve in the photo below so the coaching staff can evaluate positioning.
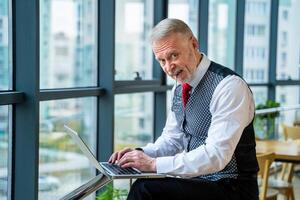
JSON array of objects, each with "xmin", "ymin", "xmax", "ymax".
[
  {"xmin": 155, "ymin": 75, "xmax": 255, "ymax": 177},
  {"xmin": 142, "ymin": 86, "xmax": 185, "ymax": 158}
]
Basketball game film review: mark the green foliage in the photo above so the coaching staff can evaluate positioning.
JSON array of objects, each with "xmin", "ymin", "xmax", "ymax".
[
  {"xmin": 254, "ymin": 100, "xmax": 280, "ymax": 139},
  {"xmin": 255, "ymin": 100, "xmax": 280, "ymax": 119},
  {"xmin": 96, "ymin": 184, "xmax": 128, "ymax": 200}
]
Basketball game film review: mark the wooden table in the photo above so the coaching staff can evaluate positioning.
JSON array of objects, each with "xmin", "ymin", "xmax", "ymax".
[
  {"xmin": 294, "ymin": 120, "xmax": 300, "ymax": 126},
  {"xmin": 256, "ymin": 140, "xmax": 300, "ymax": 163}
]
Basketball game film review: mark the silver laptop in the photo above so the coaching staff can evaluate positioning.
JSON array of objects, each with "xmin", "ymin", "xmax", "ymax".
[{"xmin": 64, "ymin": 125, "xmax": 166, "ymax": 179}]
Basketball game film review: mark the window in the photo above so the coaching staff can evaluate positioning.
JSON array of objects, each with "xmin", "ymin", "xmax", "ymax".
[
  {"xmin": 114, "ymin": 93, "xmax": 153, "ymax": 151},
  {"xmin": 115, "ymin": 0, "xmax": 154, "ymax": 80},
  {"xmin": 208, "ymin": 0, "xmax": 236, "ymax": 70},
  {"xmin": 246, "ymin": 1, "xmax": 268, "ymax": 15},
  {"xmin": 246, "ymin": 24, "xmax": 266, "ymax": 36},
  {"xmin": 276, "ymin": 0, "xmax": 300, "ymax": 80},
  {"xmin": 282, "ymin": 10, "xmax": 288, "ymax": 20},
  {"xmin": 39, "ymin": 98, "xmax": 97, "ymax": 199},
  {"xmin": 40, "ymin": 0, "xmax": 97, "ymax": 89},
  {"xmin": 167, "ymin": 0, "xmax": 199, "ymax": 85},
  {"xmin": 244, "ymin": 0, "xmax": 271, "ymax": 83},
  {"xmin": 250, "ymin": 86, "xmax": 268, "ymax": 105},
  {"xmin": 281, "ymin": 31, "xmax": 287, "ymax": 47},
  {"xmin": 276, "ymin": 86, "xmax": 300, "ymax": 125},
  {"xmin": 0, "ymin": 106, "xmax": 10, "ymax": 200},
  {"xmin": 168, "ymin": 0, "xmax": 199, "ymax": 36}
]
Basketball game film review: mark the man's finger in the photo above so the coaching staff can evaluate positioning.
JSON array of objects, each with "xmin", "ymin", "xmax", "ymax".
[
  {"xmin": 118, "ymin": 155, "xmax": 135, "ymax": 166},
  {"xmin": 117, "ymin": 148, "xmax": 131, "ymax": 161},
  {"xmin": 109, "ymin": 153, "xmax": 117, "ymax": 163}
]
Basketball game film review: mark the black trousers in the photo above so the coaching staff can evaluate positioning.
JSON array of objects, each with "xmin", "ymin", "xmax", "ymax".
[{"xmin": 127, "ymin": 177, "xmax": 258, "ymax": 200}]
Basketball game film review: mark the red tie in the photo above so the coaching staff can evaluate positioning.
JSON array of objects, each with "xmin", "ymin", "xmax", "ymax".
[{"xmin": 182, "ymin": 83, "xmax": 192, "ymax": 108}]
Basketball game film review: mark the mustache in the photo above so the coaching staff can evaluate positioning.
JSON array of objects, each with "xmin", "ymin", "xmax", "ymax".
[{"xmin": 169, "ymin": 69, "xmax": 183, "ymax": 77}]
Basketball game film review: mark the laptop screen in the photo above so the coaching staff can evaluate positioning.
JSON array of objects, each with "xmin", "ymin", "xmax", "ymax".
[{"xmin": 64, "ymin": 125, "xmax": 104, "ymax": 172}]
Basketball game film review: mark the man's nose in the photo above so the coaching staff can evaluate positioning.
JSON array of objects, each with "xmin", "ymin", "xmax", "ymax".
[{"xmin": 165, "ymin": 61, "xmax": 175, "ymax": 74}]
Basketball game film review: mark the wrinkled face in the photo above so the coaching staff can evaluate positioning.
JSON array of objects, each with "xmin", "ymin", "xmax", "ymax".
[{"xmin": 152, "ymin": 33, "xmax": 200, "ymax": 84}]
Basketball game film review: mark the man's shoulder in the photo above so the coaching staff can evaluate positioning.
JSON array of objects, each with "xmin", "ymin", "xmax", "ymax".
[{"xmin": 207, "ymin": 61, "xmax": 239, "ymax": 78}]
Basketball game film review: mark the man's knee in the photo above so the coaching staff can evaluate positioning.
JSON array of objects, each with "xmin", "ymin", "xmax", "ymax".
[{"xmin": 128, "ymin": 179, "xmax": 152, "ymax": 200}]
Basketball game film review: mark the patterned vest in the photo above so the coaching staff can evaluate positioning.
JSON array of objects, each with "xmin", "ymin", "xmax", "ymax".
[{"xmin": 171, "ymin": 62, "xmax": 258, "ymax": 181}]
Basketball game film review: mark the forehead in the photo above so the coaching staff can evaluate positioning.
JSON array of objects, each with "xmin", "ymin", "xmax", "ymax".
[{"xmin": 152, "ymin": 33, "xmax": 188, "ymax": 56}]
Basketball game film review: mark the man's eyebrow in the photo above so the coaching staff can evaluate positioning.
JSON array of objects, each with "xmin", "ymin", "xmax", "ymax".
[{"xmin": 155, "ymin": 50, "xmax": 178, "ymax": 61}]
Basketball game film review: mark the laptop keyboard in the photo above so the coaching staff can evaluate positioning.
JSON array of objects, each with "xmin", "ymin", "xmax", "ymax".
[{"xmin": 102, "ymin": 163, "xmax": 141, "ymax": 175}]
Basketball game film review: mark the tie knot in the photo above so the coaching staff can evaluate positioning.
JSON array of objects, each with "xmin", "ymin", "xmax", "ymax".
[
  {"xmin": 182, "ymin": 83, "xmax": 192, "ymax": 108},
  {"xmin": 182, "ymin": 83, "xmax": 192, "ymax": 92}
]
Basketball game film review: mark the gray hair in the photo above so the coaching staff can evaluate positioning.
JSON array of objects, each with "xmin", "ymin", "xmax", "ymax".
[{"xmin": 150, "ymin": 18, "xmax": 194, "ymax": 44}]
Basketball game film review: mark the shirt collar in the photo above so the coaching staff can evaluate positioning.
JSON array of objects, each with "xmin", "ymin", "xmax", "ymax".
[{"xmin": 188, "ymin": 53, "xmax": 211, "ymax": 89}]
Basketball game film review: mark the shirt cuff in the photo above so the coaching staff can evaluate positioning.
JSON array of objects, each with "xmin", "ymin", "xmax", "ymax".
[
  {"xmin": 141, "ymin": 145, "xmax": 158, "ymax": 158},
  {"xmin": 156, "ymin": 156, "xmax": 175, "ymax": 174}
]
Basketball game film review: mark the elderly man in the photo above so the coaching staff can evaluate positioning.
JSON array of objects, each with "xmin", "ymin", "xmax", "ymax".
[{"xmin": 109, "ymin": 18, "xmax": 259, "ymax": 200}]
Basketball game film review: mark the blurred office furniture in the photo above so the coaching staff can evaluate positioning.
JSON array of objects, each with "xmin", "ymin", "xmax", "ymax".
[
  {"xmin": 257, "ymin": 152, "xmax": 278, "ymax": 200},
  {"xmin": 268, "ymin": 126, "xmax": 300, "ymax": 200}
]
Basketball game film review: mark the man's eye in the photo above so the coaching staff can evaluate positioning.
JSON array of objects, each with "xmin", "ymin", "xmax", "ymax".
[
  {"xmin": 171, "ymin": 54, "xmax": 178, "ymax": 59},
  {"xmin": 160, "ymin": 60, "xmax": 166, "ymax": 66}
]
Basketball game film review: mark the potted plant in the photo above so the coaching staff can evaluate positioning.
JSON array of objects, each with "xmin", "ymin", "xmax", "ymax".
[
  {"xmin": 97, "ymin": 183, "xmax": 128, "ymax": 200},
  {"xmin": 255, "ymin": 100, "xmax": 280, "ymax": 139}
]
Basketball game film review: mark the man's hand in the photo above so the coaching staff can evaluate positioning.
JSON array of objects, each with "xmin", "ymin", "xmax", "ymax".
[
  {"xmin": 108, "ymin": 147, "xmax": 133, "ymax": 164},
  {"xmin": 118, "ymin": 150, "xmax": 156, "ymax": 172}
]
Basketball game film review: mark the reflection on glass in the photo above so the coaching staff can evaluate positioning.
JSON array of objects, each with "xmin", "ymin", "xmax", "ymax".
[
  {"xmin": 168, "ymin": 0, "xmax": 199, "ymax": 36},
  {"xmin": 276, "ymin": 86, "xmax": 300, "ymax": 139},
  {"xmin": 250, "ymin": 86, "xmax": 268, "ymax": 105},
  {"xmin": 276, "ymin": 0, "xmax": 300, "ymax": 80},
  {"xmin": 208, "ymin": 0, "xmax": 236, "ymax": 70},
  {"xmin": 114, "ymin": 93, "xmax": 153, "ymax": 193},
  {"xmin": 0, "ymin": 106, "xmax": 9, "ymax": 200},
  {"xmin": 115, "ymin": 0, "xmax": 153, "ymax": 80},
  {"xmin": 114, "ymin": 93, "xmax": 153, "ymax": 151},
  {"xmin": 39, "ymin": 97, "xmax": 97, "ymax": 199},
  {"xmin": 243, "ymin": 0, "xmax": 270, "ymax": 83},
  {"xmin": 0, "ymin": 0, "xmax": 11, "ymax": 90},
  {"xmin": 167, "ymin": 0, "xmax": 199, "ymax": 85},
  {"xmin": 40, "ymin": 0, "xmax": 97, "ymax": 89}
]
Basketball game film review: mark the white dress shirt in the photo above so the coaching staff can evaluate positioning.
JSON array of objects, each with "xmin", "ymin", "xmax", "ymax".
[{"xmin": 142, "ymin": 54, "xmax": 255, "ymax": 178}]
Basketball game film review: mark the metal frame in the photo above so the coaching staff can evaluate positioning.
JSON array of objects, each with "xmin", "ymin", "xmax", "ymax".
[
  {"xmin": 268, "ymin": 0, "xmax": 279, "ymax": 101},
  {"xmin": 13, "ymin": 1, "xmax": 40, "ymax": 199},
  {"xmin": 152, "ymin": 0, "xmax": 168, "ymax": 140},
  {"xmin": 39, "ymin": 87, "xmax": 105, "ymax": 101},
  {"xmin": 97, "ymin": 0, "xmax": 115, "ymax": 163},
  {"xmin": 234, "ymin": 0, "xmax": 246, "ymax": 76},
  {"xmin": 0, "ymin": 91, "xmax": 24, "ymax": 105},
  {"xmin": 0, "ymin": 0, "xmax": 298, "ymax": 199},
  {"xmin": 198, "ymin": 0, "xmax": 209, "ymax": 54}
]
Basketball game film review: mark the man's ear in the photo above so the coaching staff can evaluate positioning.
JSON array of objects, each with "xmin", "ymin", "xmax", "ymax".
[{"xmin": 191, "ymin": 36, "xmax": 199, "ymax": 50}]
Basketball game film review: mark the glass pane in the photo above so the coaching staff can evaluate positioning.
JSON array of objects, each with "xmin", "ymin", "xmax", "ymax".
[
  {"xmin": 243, "ymin": 0, "xmax": 271, "ymax": 83},
  {"xmin": 114, "ymin": 93, "xmax": 153, "ymax": 194},
  {"xmin": 115, "ymin": 0, "xmax": 153, "ymax": 80},
  {"xmin": 276, "ymin": 0, "xmax": 300, "ymax": 80},
  {"xmin": 167, "ymin": 0, "xmax": 199, "ymax": 85},
  {"xmin": 208, "ymin": 0, "xmax": 236, "ymax": 70},
  {"xmin": 276, "ymin": 86, "xmax": 300, "ymax": 106},
  {"xmin": 39, "ymin": 97, "xmax": 97, "ymax": 199},
  {"xmin": 114, "ymin": 93, "xmax": 153, "ymax": 151},
  {"xmin": 0, "ymin": 106, "xmax": 10, "ymax": 200},
  {"xmin": 40, "ymin": 0, "xmax": 97, "ymax": 89},
  {"xmin": 0, "ymin": 0, "xmax": 11, "ymax": 90},
  {"xmin": 276, "ymin": 86, "xmax": 300, "ymax": 138},
  {"xmin": 250, "ymin": 86, "xmax": 268, "ymax": 105},
  {"xmin": 168, "ymin": 0, "xmax": 199, "ymax": 37}
]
